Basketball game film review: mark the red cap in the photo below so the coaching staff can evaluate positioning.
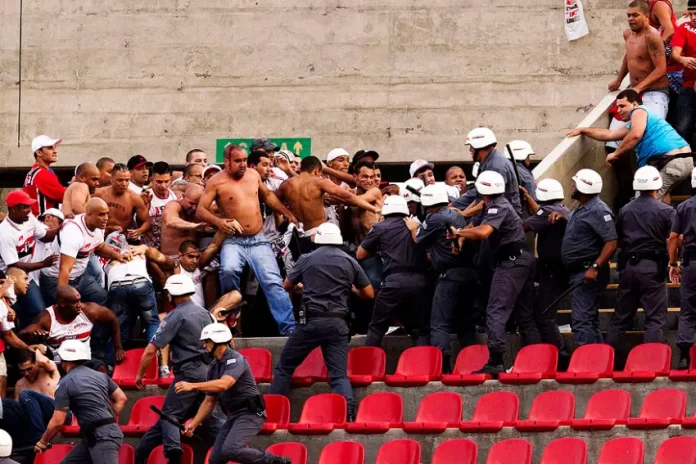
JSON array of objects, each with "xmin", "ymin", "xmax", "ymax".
[{"xmin": 6, "ymin": 190, "xmax": 37, "ymax": 207}]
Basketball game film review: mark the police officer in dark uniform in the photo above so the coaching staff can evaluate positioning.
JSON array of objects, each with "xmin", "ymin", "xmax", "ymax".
[
  {"xmin": 134, "ymin": 274, "xmax": 220, "ymax": 464},
  {"xmin": 270, "ymin": 222, "xmax": 374, "ymax": 419},
  {"xmin": 606, "ymin": 166, "xmax": 675, "ymax": 351},
  {"xmin": 670, "ymin": 168, "xmax": 696, "ymax": 369},
  {"xmin": 521, "ymin": 178, "xmax": 570, "ymax": 355},
  {"xmin": 416, "ymin": 183, "xmax": 480, "ymax": 372},
  {"xmin": 561, "ymin": 169, "xmax": 618, "ymax": 346},
  {"xmin": 34, "ymin": 340, "xmax": 127, "ymax": 463},
  {"xmin": 450, "ymin": 171, "xmax": 539, "ymax": 376},
  {"xmin": 507, "ymin": 140, "xmax": 537, "ymax": 203},
  {"xmin": 178, "ymin": 323, "xmax": 290, "ymax": 464},
  {"xmin": 358, "ymin": 195, "xmax": 430, "ymax": 347}
]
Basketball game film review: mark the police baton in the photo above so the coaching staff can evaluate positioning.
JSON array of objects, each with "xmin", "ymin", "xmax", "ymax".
[
  {"xmin": 541, "ymin": 281, "xmax": 584, "ymax": 315},
  {"xmin": 149, "ymin": 405, "xmax": 201, "ymax": 440}
]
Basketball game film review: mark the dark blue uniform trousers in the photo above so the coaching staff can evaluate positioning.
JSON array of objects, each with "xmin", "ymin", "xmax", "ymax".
[
  {"xmin": 569, "ymin": 266, "xmax": 609, "ymax": 346},
  {"xmin": 534, "ymin": 262, "xmax": 569, "ymax": 351},
  {"xmin": 61, "ymin": 423, "xmax": 123, "ymax": 464},
  {"xmin": 208, "ymin": 412, "xmax": 278, "ymax": 464},
  {"xmin": 678, "ymin": 263, "xmax": 696, "ymax": 347}
]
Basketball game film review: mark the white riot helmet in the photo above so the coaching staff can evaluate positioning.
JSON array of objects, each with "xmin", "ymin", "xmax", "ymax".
[
  {"xmin": 475, "ymin": 171, "xmax": 506, "ymax": 195},
  {"xmin": 506, "ymin": 140, "xmax": 534, "ymax": 161},
  {"xmin": 314, "ymin": 222, "xmax": 343, "ymax": 245},
  {"xmin": 572, "ymin": 169, "xmax": 603, "ymax": 195},
  {"xmin": 536, "ymin": 178, "xmax": 564, "ymax": 202},
  {"xmin": 420, "ymin": 184, "xmax": 450, "ymax": 207},
  {"xmin": 692, "ymin": 167, "xmax": 696, "ymax": 188},
  {"xmin": 164, "ymin": 274, "xmax": 196, "ymax": 296},
  {"xmin": 403, "ymin": 178, "xmax": 425, "ymax": 203},
  {"xmin": 633, "ymin": 166, "xmax": 663, "ymax": 191},
  {"xmin": 382, "ymin": 195, "xmax": 409, "ymax": 216},
  {"xmin": 0, "ymin": 430, "xmax": 11, "ymax": 457},
  {"xmin": 57, "ymin": 339, "xmax": 91, "ymax": 362},
  {"xmin": 465, "ymin": 127, "xmax": 497, "ymax": 149},
  {"xmin": 471, "ymin": 162, "xmax": 480, "ymax": 179},
  {"xmin": 200, "ymin": 323, "xmax": 233, "ymax": 344}
]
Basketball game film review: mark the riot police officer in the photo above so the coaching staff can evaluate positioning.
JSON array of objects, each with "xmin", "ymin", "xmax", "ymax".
[
  {"xmin": 358, "ymin": 195, "xmax": 430, "ymax": 347},
  {"xmin": 270, "ymin": 222, "xmax": 374, "ymax": 419},
  {"xmin": 561, "ymin": 169, "xmax": 618, "ymax": 346},
  {"xmin": 507, "ymin": 140, "xmax": 537, "ymax": 203},
  {"xmin": 521, "ymin": 178, "xmax": 570, "ymax": 355},
  {"xmin": 606, "ymin": 166, "xmax": 674, "ymax": 351},
  {"xmin": 135, "ymin": 274, "xmax": 220, "ymax": 464},
  {"xmin": 415, "ymin": 183, "xmax": 480, "ymax": 372},
  {"xmin": 179, "ymin": 323, "xmax": 290, "ymax": 464},
  {"xmin": 670, "ymin": 167, "xmax": 696, "ymax": 368},
  {"xmin": 34, "ymin": 340, "xmax": 127, "ymax": 463},
  {"xmin": 450, "ymin": 171, "xmax": 539, "ymax": 376}
]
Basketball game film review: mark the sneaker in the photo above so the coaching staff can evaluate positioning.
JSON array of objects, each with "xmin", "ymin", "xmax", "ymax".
[
  {"xmin": 472, "ymin": 363, "xmax": 505, "ymax": 378},
  {"xmin": 159, "ymin": 365, "xmax": 171, "ymax": 378},
  {"xmin": 677, "ymin": 358, "xmax": 690, "ymax": 370}
]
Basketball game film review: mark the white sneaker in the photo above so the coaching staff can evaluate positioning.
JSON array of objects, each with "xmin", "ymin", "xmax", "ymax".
[{"xmin": 159, "ymin": 365, "xmax": 171, "ymax": 378}]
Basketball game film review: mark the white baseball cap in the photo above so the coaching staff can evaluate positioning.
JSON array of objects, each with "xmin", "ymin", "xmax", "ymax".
[
  {"xmin": 164, "ymin": 274, "xmax": 196, "ymax": 296},
  {"xmin": 276, "ymin": 150, "xmax": 297, "ymax": 162},
  {"xmin": 203, "ymin": 165, "xmax": 222, "ymax": 176},
  {"xmin": 409, "ymin": 159, "xmax": 435, "ymax": 178},
  {"xmin": 327, "ymin": 148, "xmax": 350, "ymax": 162},
  {"xmin": 39, "ymin": 208, "xmax": 65, "ymax": 221},
  {"xmin": 31, "ymin": 135, "xmax": 62, "ymax": 154}
]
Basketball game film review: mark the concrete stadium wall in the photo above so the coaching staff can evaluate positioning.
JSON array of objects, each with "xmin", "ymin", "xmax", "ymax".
[{"xmin": 1, "ymin": 0, "xmax": 685, "ymax": 168}]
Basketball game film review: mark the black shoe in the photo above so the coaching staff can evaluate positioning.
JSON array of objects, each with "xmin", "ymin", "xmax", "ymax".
[
  {"xmin": 473, "ymin": 363, "xmax": 505, "ymax": 378},
  {"xmin": 347, "ymin": 407, "xmax": 356, "ymax": 423},
  {"xmin": 677, "ymin": 358, "xmax": 690, "ymax": 370}
]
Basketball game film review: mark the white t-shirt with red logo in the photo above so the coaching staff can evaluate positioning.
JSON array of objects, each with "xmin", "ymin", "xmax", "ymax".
[
  {"xmin": 42, "ymin": 214, "xmax": 104, "ymax": 280},
  {"xmin": 0, "ymin": 214, "xmax": 47, "ymax": 278},
  {"xmin": 179, "ymin": 267, "xmax": 205, "ymax": 308}
]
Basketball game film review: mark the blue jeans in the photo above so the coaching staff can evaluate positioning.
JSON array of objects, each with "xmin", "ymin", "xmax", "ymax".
[
  {"xmin": 1, "ymin": 390, "xmax": 67, "ymax": 448},
  {"xmin": 220, "ymin": 234, "xmax": 295, "ymax": 335},
  {"xmin": 14, "ymin": 280, "xmax": 46, "ymax": 329},
  {"xmin": 360, "ymin": 256, "xmax": 383, "ymax": 291},
  {"xmin": 108, "ymin": 279, "xmax": 159, "ymax": 344},
  {"xmin": 40, "ymin": 272, "xmax": 107, "ymax": 307}
]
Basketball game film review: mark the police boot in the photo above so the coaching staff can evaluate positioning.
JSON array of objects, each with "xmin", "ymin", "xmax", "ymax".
[
  {"xmin": 678, "ymin": 344, "xmax": 692, "ymax": 370},
  {"xmin": 442, "ymin": 354, "xmax": 452, "ymax": 375},
  {"xmin": 473, "ymin": 351, "xmax": 505, "ymax": 378},
  {"xmin": 347, "ymin": 405, "xmax": 356, "ymax": 423},
  {"xmin": 165, "ymin": 449, "xmax": 183, "ymax": 464}
]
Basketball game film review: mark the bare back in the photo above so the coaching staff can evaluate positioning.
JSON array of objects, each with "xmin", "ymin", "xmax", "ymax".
[
  {"xmin": 278, "ymin": 174, "xmax": 328, "ymax": 231},
  {"xmin": 624, "ymin": 27, "xmax": 669, "ymax": 89},
  {"xmin": 62, "ymin": 182, "xmax": 90, "ymax": 218},
  {"xmin": 161, "ymin": 200, "xmax": 198, "ymax": 256},
  {"xmin": 207, "ymin": 170, "xmax": 264, "ymax": 236},
  {"xmin": 95, "ymin": 186, "xmax": 136, "ymax": 233}
]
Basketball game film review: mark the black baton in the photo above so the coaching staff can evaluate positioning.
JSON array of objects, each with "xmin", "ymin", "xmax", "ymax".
[
  {"xmin": 149, "ymin": 405, "xmax": 185, "ymax": 431},
  {"xmin": 542, "ymin": 281, "xmax": 584, "ymax": 315},
  {"xmin": 506, "ymin": 143, "xmax": 524, "ymax": 209}
]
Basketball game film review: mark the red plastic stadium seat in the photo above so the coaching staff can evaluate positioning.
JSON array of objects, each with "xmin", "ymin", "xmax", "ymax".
[
  {"xmin": 238, "ymin": 348, "xmax": 273, "ymax": 383},
  {"xmin": 515, "ymin": 390, "xmax": 575, "ymax": 432},
  {"xmin": 597, "ymin": 437, "xmax": 644, "ymax": 464},
  {"xmin": 260, "ymin": 394, "xmax": 291, "ymax": 434},
  {"xmin": 384, "ymin": 346, "xmax": 442, "ymax": 386},
  {"xmin": 291, "ymin": 347, "xmax": 329, "ymax": 387},
  {"xmin": 540, "ymin": 438, "xmax": 587, "ymax": 464},
  {"xmin": 157, "ymin": 367, "xmax": 174, "ymax": 388},
  {"xmin": 441, "ymin": 344, "xmax": 492, "ymax": 386},
  {"xmin": 266, "ymin": 442, "xmax": 308, "ymax": 464},
  {"xmin": 375, "ymin": 439, "xmax": 421, "ymax": 464},
  {"xmin": 459, "ymin": 391, "xmax": 519, "ymax": 433},
  {"xmin": 556, "ymin": 344, "xmax": 614, "ymax": 384},
  {"xmin": 147, "ymin": 445, "xmax": 193, "ymax": 464},
  {"xmin": 498, "ymin": 344, "xmax": 558, "ymax": 384},
  {"xmin": 61, "ymin": 415, "xmax": 81, "ymax": 436},
  {"xmin": 613, "ymin": 343, "xmax": 671, "ymax": 383},
  {"xmin": 113, "ymin": 348, "xmax": 158, "ymax": 388},
  {"xmin": 486, "ymin": 439, "xmax": 532, "ymax": 464},
  {"xmin": 345, "ymin": 392, "xmax": 403, "ymax": 434},
  {"xmin": 347, "ymin": 346, "xmax": 386, "ymax": 386},
  {"xmin": 317, "ymin": 441, "xmax": 365, "ymax": 464},
  {"xmin": 570, "ymin": 390, "xmax": 631, "ymax": 431},
  {"xmin": 119, "ymin": 444, "xmax": 135, "ymax": 464},
  {"xmin": 432, "ymin": 439, "xmax": 477, "ymax": 464},
  {"xmin": 402, "ymin": 392, "xmax": 461, "ymax": 433},
  {"xmin": 655, "ymin": 436, "xmax": 696, "ymax": 464},
  {"xmin": 34, "ymin": 444, "xmax": 74, "ymax": 464},
  {"xmin": 626, "ymin": 388, "xmax": 686, "ymax": 429},
  {"xmin": 669, "ymin": 345, "xmax": 696, "ymax": 381},
  {"xmin": 121, "ymin": 396, "xmax": 166, "ymax": 436},
  {"xmin": 287, "ymin": 393, "xmax": 346, "ymax": 435}
]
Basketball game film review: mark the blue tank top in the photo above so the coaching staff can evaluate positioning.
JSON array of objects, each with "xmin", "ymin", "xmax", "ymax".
[{"xmin": 627, "ymin": 105, "xmax": 688, "ymax": 167}]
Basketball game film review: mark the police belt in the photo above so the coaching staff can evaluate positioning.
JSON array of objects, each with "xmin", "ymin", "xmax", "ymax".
[
  {"xmin": 383, "ymin": 266, "xmax": 423, "ymax": 279},
  {"xmin": 565, "ymin": 260, "xmax": 602, "ymax": 274},
  {"xmin": 80, "ymin": 417, "xmax": 116, "ymax": 446},
  {"xmin": 617, "ymin": 250, "xmax": 668, "ymax": 270},
  {"xmin": 223, "ymin": 395, "xmax": 266, "ymax": 416},
  {"xmin": 494, "ymin": 241, "xmax": 528, "ymax": 263},
  {"xmin": 684, "ymin": 247, "xmax": 696, "ymax": 266},
  {"xmin": 307, "ymin": 311, "xmax": 349, "ymax": 322}
]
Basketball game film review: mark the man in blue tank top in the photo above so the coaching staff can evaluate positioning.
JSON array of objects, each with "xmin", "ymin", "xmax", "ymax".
[{"xmin": 568, "ymin": 88, "xmax": 693, "ymax": 203}]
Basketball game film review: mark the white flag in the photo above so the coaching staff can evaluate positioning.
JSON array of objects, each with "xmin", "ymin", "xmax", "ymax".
[{"xmin": 565, "ymin": 0, "xmax": 590, "ymax": 41}]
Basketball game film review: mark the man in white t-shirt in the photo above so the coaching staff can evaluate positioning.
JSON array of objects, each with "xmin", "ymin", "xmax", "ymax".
[
  {"xmin": 127, "ymin": 155, "xmax": 152, "ymax": 195},
  {"xmin": 39, "ymin": 198, "xmax": 129, "ymax": 306},
  {"xmin": 29, "ymin": 208, "xmax": 64, "ymax": 285},
  {"xmin": 0, "ymin": 191, "xmax": 59, "ymax": 327},
  {"xmin": 142, "ymin": 162, "xmax": 179, "ymax": 249}
]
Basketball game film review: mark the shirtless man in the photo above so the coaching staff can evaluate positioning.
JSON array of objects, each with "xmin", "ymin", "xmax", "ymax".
[
  {"xmin": 277, "ymin": 156, "xmax": 380, "ymax": 253},
  {"xmin": 609, "ymin": 1, "xmax": 669, "ymax": 117},
  {"xmin": 197, "ymin": 144, "xmax": 299, "ymax": 335},
  {"xmin": 95, "ymin": 163, "xmax": 151, "ymax": 240},
  {"xmin": 15, "ymin": 348, "xmax": 59, "ymax": 400},
  {"xmin": 350, "ymin": 161, "xmax": 384, "ymax": 245},
  {"xmin": 96, "ymin": 157, "xmax": 115, "ymax": 188},
  {"xmin": 171, "ymin": 164, "xmax": 204, "ymax": 194},
  {"xmin": 61, "ymin": 162, "xmax": 100, "ymax": 219},
  {"xmin": 161, "ymin": 184, "xmax": 208, "ymax": 257}
]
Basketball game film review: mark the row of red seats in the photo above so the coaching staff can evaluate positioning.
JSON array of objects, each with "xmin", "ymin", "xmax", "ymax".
[
  {"xmin": 79, "ymin": 386, "xmax": 695, "ymax": 437},
  {"xmin": 35, "ymin": 444, "xmax": 174, "ymax": 464}
]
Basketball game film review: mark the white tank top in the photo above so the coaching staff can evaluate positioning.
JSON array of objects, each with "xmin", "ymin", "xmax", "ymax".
[
  {"xmin": 143, "ymin": 189, "xmax": 177, "ymax": 248},
  {"xmin": 179, "ymin": 268, "xmax": 205, "ymax": 309},
  {"xmin": 45, "ymin": 306, "xmax": 93, "ymax": 360}
]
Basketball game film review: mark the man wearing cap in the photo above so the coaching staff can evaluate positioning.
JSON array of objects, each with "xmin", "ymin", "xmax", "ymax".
[
  {"xmin": 0, "ymin": 191, "xmax": 59, "ymax": 324},
  {"xmin": 179, "ymin": 323, "xmax": 291, "ymax": 464},
  {"xmin": 358, "ymin": 195, "xmax": 430, "ymax": 347},
  {"xmin": 127, "ymin": 155, "xmax": 153, "ymax": 195},
  {"xmin": 62, "ymin": 162, "xmax": 101, "ymax": 219},
  {"xmin": 135, "ymin": 274, "xmax": 222, "ymax": 464},
  {"xmin": 271, "ymin": 222, "xmax": 374, "ymax": 420},
  {"xmin": 561, "ymin": 169, "xmax": 618, "ymax": 346},
  {"xmin": 352, "ymin": 149, "xmax": 379, "ymax": 168},
  {"xmin": 204, "ymin": 165, "xmax": 222, "ymax": 184},
  {"xmin": 271, "ymin": 149, "xmax": 298, "ymax": 181},
  {"xmin": 410, "ymin": 159, "xmax": 436, "ymax": 186},
  {"xmin": 24, "ymin": 135, "xmax": 66, "ymax": 217},
  {"xmin": 34, "ymin": 339, "xmax": 127, "ymax": 464}
]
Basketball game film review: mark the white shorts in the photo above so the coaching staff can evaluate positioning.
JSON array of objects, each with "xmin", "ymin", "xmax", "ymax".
[
  {"xmin": 606, "ymin": 90, "xmax": 670, "ymax": 149},
  {"xmin": 0, "ymin": 353, "xmax": 7, "ymax": 377}
]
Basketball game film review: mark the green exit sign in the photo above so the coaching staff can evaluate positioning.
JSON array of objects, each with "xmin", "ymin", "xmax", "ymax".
[{"xmin": 216, "ymin": 138, "xmax": 312, "ymax": 163}]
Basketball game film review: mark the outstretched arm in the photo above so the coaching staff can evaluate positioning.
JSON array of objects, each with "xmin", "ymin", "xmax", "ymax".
[{"xmin": 321, "ymin": 179, "xmax": 380, "ymax": 213}]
